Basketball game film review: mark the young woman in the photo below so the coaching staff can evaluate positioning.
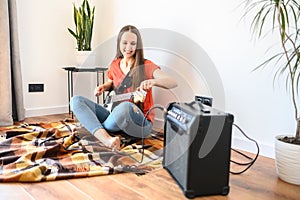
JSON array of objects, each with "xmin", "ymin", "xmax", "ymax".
[{"xmin": 70, "ymin": 25, "xmax": 177, "ymax": 150}]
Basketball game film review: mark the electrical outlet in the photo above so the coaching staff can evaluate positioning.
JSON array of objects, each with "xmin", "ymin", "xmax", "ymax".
[
  {"xmin": 29, "ymin": 84, "xmax": 44, "ymax": 92},
  {"xmin": 195, "ymin": 95, "xmax": 213, "ymax": 107}
]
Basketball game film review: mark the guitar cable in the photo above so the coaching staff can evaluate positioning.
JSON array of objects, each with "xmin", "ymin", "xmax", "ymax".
[{"xmin": 140, "ymin": 105, "xmax": 166, "ymax": 163}]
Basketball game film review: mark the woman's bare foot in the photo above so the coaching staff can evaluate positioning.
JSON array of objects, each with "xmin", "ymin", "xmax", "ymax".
[
  {"xmin": 94, "ymin": 128, "xmax": 120, "ymax": 151},
  {"xmin": 109, "ymin": 136, "xmax": 121, "ymax": 151}
]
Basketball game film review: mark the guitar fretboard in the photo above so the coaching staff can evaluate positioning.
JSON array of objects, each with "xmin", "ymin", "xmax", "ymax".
[{"xmin": 110, "ymin": 92, "xmax": 134, "ymax": 103}]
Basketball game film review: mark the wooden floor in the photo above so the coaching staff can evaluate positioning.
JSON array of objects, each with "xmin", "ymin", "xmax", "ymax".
[{"xmin": 0, "ymin": 113, "xmax": 299, "ymax": 200}]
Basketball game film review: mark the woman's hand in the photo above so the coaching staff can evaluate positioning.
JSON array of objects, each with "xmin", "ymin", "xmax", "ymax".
[
  {"xmin": 140, "ymin": 79, "xmax": 155, "ymax": 91},
  {"xmin": 94, "ymin": 80, "xmax": 113, "ymax": 97},
  {"xmin": 94, "ymin": 85, "xmax": 105, "ymax": 96}
]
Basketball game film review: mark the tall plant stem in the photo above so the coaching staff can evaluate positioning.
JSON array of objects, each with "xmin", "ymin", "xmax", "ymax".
[
  {"xmin": 296, "ymin": 118, "xmax": 300, "ymax": 140},
  {"xmin": 277, "ymin": 0, "xmax": 299, "ymax": 139}
]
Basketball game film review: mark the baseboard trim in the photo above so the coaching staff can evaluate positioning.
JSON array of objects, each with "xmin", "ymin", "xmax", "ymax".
[
  {"xmin": 232, "ymin": 137, "xmax": 275, "ymax": 159},
  {"xmin": 25, "ymin": 106, "xmax": 69, "ymax": 118},
  {"xmin": 153, "ymin": 118, "xmax": 165, "ymax": 131}
]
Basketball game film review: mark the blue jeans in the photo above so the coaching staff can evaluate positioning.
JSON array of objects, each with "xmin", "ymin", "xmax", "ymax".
[{"xmin": 70, "ymin": 96, "xmax": 152, "ymax": 138}]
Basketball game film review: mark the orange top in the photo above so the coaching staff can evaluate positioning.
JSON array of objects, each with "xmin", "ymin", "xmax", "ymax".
[{"xmin": 107, "ymin": 58, "xmax": 160, "ymax": 123}]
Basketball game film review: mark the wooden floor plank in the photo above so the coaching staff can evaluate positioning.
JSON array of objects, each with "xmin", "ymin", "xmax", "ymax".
[
  {"xmin": 0, "ymin": 184, "xmax": 34, "ymax": 200},
  {"xmin": 230, "ymin": 155, "xmax": 300, "ymax": 200},
  {"xmin": 21, "ymin": 180, "xmax": 91, "ymax": 200},
  {"xmin": 108, "ymin": 170, "xmax": 186, "ymax": 200},
  {"xmin": 68, "ymin": 175, "xmax": 146, "ymax": 200}
]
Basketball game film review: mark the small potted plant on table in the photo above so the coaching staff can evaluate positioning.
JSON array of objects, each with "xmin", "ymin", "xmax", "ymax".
[{"xmin": 68, "ymin": 0, "xmax": 95, "ymax": 66}]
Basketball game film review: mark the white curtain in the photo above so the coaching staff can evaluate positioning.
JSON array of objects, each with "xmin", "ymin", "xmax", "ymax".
[{"xmin": 0, "ymin": 0, "xmax": 25, "ymax": 126}]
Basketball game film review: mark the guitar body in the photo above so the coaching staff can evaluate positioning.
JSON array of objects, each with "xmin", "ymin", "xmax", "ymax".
[{"xmin": 104, "ymin": 89, "xmax": 147, "ymax": 112}]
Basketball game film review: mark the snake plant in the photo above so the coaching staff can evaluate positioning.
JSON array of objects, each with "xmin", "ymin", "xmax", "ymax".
[{"xmin": 68, "ymin": 0, "xmax": 95, "ymax": 51}]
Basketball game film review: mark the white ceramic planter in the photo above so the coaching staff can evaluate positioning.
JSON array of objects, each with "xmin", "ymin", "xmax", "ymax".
[
  {"xmin": 76, "ymin": 51, "xmax": 95, "ymax": 67},
  {"xmin": 275, "ymin": 135, "xmax": 300, "ymax": 185}
]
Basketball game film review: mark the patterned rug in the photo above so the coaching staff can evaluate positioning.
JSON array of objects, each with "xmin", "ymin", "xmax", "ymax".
[{"xmin": 0, "ymin": 120, "xmax": 164, "ymax": 182}]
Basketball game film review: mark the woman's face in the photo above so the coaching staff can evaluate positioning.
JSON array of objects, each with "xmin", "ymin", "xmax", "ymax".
[{"xmin": 120, "ymin": 31, "xmax": 137, "ymax": 59}]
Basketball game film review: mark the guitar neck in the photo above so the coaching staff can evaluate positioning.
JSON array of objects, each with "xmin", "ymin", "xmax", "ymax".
[{"xmin": 111, "ymin": 92, "xmax": 134, "ymax": 103}]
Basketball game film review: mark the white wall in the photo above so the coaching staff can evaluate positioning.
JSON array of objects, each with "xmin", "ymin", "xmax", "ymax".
[{"xmin": 16, "ymin": 0, "xmax": 296, "ymax": 158}]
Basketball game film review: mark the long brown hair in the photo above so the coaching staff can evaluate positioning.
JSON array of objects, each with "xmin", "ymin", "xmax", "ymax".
[{"xmin": 115, "ymin": 25, "xmax": 145, "ymax": 90}]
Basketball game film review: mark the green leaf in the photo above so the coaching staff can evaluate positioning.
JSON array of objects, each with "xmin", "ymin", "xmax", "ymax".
[
  {"xmin": 67, "ymin": 28, "xmax": 78, "ymax": 39},
  {"xmin": 73, "ymin": 4, "xmax": 78, "ymax": 28}
]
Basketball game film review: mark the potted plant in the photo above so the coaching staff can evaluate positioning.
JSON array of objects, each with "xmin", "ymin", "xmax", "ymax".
[
  {"xmin": 242, "ymin": 0, "xmax": 300, "ymax": 185},
  {"xmin": 68, "ymin": 0, "xmax": 95, "ymax": 66}
]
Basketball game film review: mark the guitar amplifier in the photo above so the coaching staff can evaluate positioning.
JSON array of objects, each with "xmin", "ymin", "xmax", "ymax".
[{"xmin": 163, "ymin": 101, "xmax": 234, "ymax": 198}]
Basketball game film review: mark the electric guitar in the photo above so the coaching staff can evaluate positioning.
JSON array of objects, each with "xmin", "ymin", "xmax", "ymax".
[{"xmin": 104, "ymin": 88, "xmax": 147, "ymax": 111}]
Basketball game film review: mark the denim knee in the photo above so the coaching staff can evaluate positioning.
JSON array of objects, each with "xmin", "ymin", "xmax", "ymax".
[
  {"xmin": 70, "ymin": 95, "xmax": 84, "ymax": 111},
  {"xmin": 114, "ymin": 101, "xmax": 132, "ymax": 112}
]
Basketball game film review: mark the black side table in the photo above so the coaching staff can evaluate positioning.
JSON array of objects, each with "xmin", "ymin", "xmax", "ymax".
[{"xmin": 63, "ymin": 66, "xmax": 108, "ymax": 118}]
